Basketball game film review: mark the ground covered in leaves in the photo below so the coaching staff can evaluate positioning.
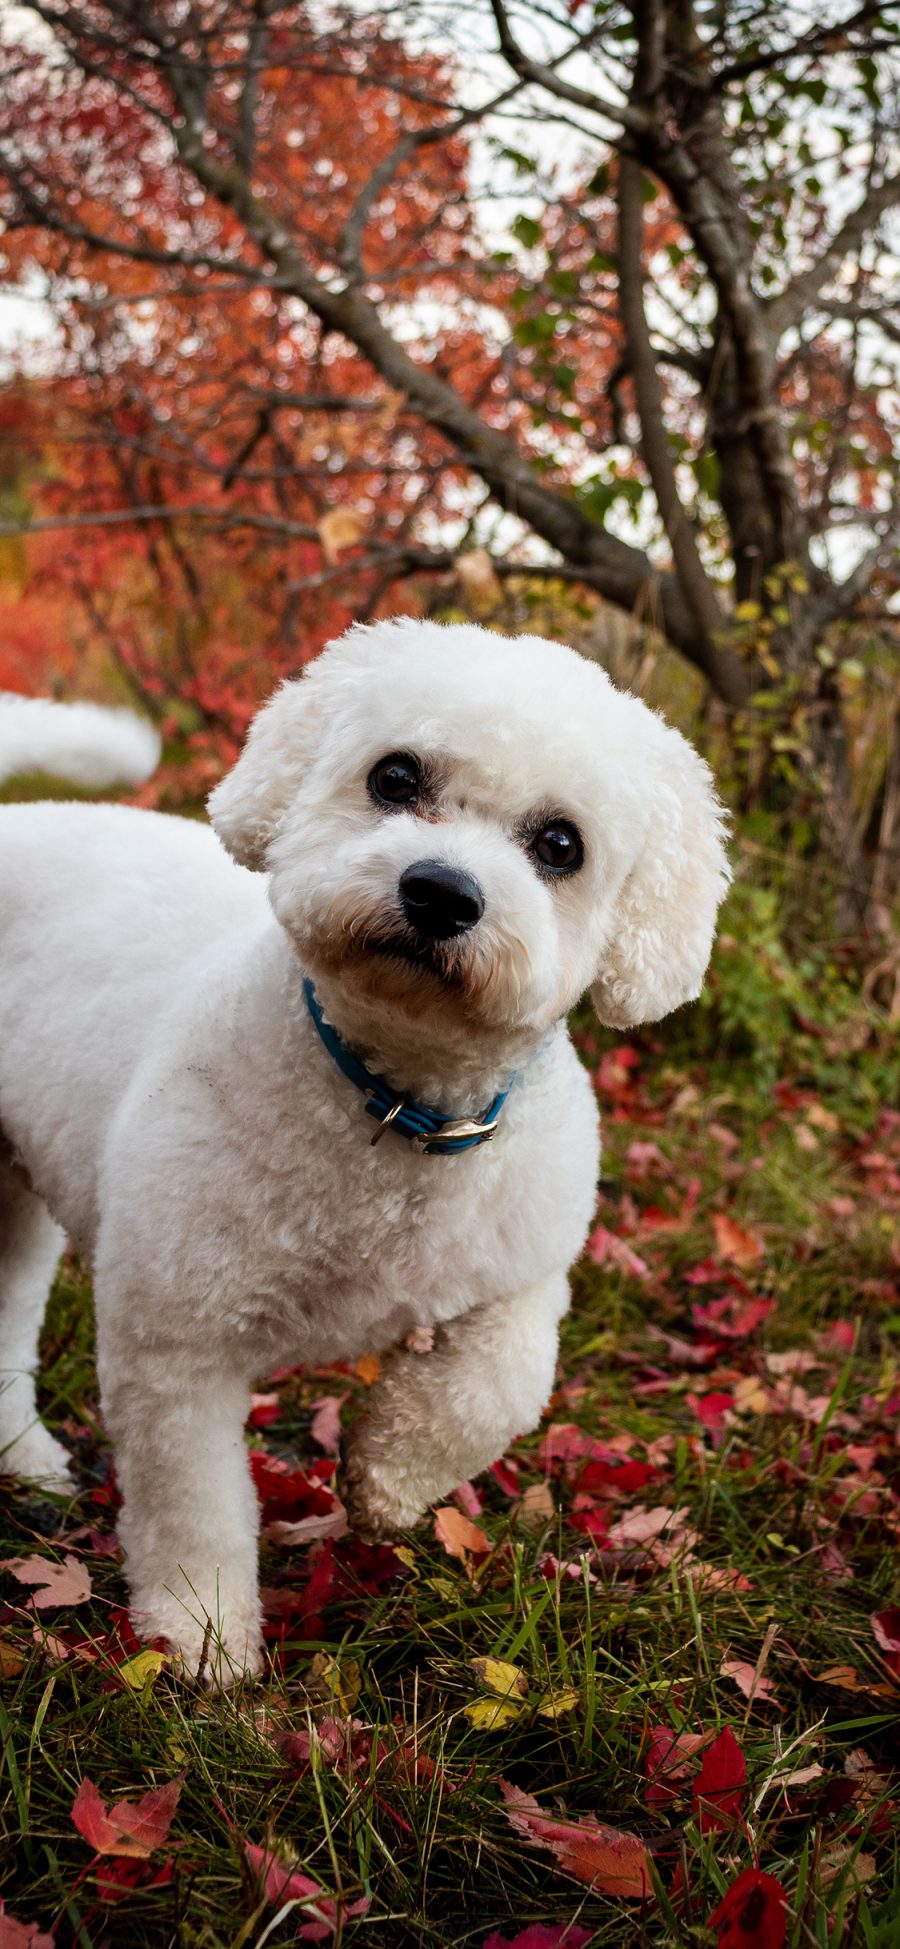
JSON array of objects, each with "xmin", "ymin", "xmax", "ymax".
[{"xmin": 2, "ymin": 893, "xmax": 899, "ymax": 1949}]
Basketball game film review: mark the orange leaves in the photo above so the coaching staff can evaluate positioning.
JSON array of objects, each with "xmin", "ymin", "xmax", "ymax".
[
  {"xmin": 71, "ymin": 1776, "xmax": 181, "ymax": 1859},
  {"xmin": 499, "ymin": 1782, "xmax": 652, "ymax": 1899},
  {"xmin": 317, "ymin": 509, "xmax": 365, "ymax": 565},
  {"xmin": 711, "ymin": 1213, "xmax": 764, "ymax": 1268},
  {"xmin": 434, "ymin": 1506, "xmax": 491, "ymax": 1560}
]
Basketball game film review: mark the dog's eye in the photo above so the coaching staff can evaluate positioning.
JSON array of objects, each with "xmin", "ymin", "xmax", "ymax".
[
  {"xmin": 530, "ymin": 820, "xmax": 583, "ymax": 875},
  {"xmin": 368, "ymin": 752, "xmax": 421, "ymax": 808}
]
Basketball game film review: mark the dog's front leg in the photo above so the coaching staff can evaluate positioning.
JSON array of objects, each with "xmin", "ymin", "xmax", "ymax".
[
  {"xmin": 100, "ymin": 1357, "xmax": 262, "ymax": 1683},
  {"xmin": 341, "ymin": 1274, "xmax": 568, "ymax": 1539}
]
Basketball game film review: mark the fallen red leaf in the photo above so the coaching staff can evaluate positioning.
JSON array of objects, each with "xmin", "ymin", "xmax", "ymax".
[
  {"xmin": 644, "ymin": 1726, "xmax": 707, "ymax": 1808},
  {"xmin": 870, "ymin": 1607, "xmax": 900, "ymax": 1676},
  {"xmin": 500, "ymin": 1781, "xmax": 652, "ymax": 1898},
  {"xmin": 243, "ymin": 1840, "xmax": 369, "ymax": 1940},
  {"xmin": 0, "ymin": 1904, "xmax": 55, "ymax": 1949},
  {"xmin": 452, "ymin": 1479, "xmax": 484, "ymax": 1519},
  {"xmin": 708, "ymin": 1866, "xmax": 787, "ymax": 1948},
  {"xmin": 693, "ymin": 1728, "xmax": 747, "ymax": 1832},
  {"xmin": 688, "ymin": 1391, "xmax": 734, "ymax": 1438},
  {"xmin": 587, "ymin": 1225, "xmax": 650, "ymax": 1280},
  {"xmin": 692, "ymin": 1296, "xmax": 775, "ymax": 1339},
  {"xmin": 71, "ymin": 1776, "xmax": 181, "ymax": 1858},
  {"xmin": 483, "ymin": 1926, "xmax": 592, "ymax": 1949},
  {"xmin": 0, "ymin": 1554, "xmax": 92, "ymax": 1609},
  {"xmin": 95, "ymin": 1858, "xmax": 175, "ymax": 1904},
  {"xmin": 310, "ymin": 1395, "xmax": 345, "ymax": 1455}
]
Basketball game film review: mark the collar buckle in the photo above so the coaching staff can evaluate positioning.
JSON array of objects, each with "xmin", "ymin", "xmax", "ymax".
[{"xmin": 411, "ymin": 1115, "xmax": 499, "ymax": 1154}]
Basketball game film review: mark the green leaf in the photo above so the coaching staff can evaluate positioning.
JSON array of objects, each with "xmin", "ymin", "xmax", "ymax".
[{"xmin": 511, "ymin": 214, "xmax": 542, "ymax": 249}]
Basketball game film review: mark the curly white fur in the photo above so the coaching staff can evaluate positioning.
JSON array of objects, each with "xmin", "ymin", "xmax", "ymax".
[
  {"xmin": 0, "ymin": 694, "xmax": 160, "ymax": 789},
  {"xmin": 0, "ymin": 621, "xmax": 730, "ymax": 1679}
]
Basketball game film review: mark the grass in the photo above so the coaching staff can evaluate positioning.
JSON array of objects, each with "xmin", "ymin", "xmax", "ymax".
[{"xmin": 2, "ymin": 882, "xmax": 899, "ymax": 1948}]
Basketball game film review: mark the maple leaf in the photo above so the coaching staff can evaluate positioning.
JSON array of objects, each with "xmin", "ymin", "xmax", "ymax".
[
  {"xmin": 0, "ymin": 1554, "xmax": 92, "ymax": 1609},
  {"xmin": 692, "ymin": 1295, "xmax": 775, "ymax": 1338},
  {"xmin": 708, "ymin": 1867, "xmax": 788, "ymax": 1949},
  {"xmin": 712, "ymin": 1214, "xmax": 764, "ymax": 1267},
  {"xmin": 607, "ymin": 1504, "xmax": 692, "ymax": 1550},
  {"xmin": 483, "ymin": 1927, "xmax": 592, "ymax": 1949},
  {"xmin": 644, "ymin": 1726, "xmax": 707, "ymax": 1807},
  {"xmin": 587, "ymin": 1224, "xmax": 649, "ymax": 1280},
  {"xmin": 693, "ymin": 1727, "xmax": 747, "ymax": 1832},
  {"xmin": 0, "ymin": 1903, "xmax": 55, "ymax": 1949},
  {"xmin": 70, "ymin": 1776, "xmax": 182, "ymax": 1858},
  {"xmin": 94, "ymin": 1858, "xmax": 174, "ymax": 1904},
  {"xmin": 434, "ymin": 1507, "xmax": 490, "ymax": 1559},
  {"xmin": 720, "ymin": 1657, "xmax": 779, "ymax": 1708},
  {"xmin": 499, "ymin": 1782, "xmax": 652, "ymax": 1898},
  {"xmin": 243, "ymin": 1841, "xmax": 369, "ymax": 1939}
]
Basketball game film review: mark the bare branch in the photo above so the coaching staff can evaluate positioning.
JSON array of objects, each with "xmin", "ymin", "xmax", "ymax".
[
  {"xmin": 617, "ymin": 149, "xmax": 729, "ymax": 688},
  {"xmin": 768, "ymin": 172, "xmax": 900, "ymax": 335}
]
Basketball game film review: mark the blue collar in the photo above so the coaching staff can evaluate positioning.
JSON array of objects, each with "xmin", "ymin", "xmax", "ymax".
[{"xmin": 303, "ymin": 978, "xmax": 512, "ymax": 1155}]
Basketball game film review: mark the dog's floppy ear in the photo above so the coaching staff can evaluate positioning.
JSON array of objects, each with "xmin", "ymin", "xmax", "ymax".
[
  {"xmin": 208, "ymin": 679, "xmax": 310, "ymax": 870},
  {"xmin": 591, "ymin": 720, "xmax": 731, "ymax": 1029}
]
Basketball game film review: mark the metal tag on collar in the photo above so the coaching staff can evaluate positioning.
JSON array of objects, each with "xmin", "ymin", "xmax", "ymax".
[
  {"xmin": 412, "ymin": 1115, "xmax": 499, "ymax": 1154},
  {"xmin": 369, "ymin": 1098, "xmax": 406, "ymax": 1146}
]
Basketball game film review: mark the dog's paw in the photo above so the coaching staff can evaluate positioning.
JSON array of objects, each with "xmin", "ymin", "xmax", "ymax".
[
  {"xmin": 170, "ymin": 1634, "xmax": 265, "ymax": 1691},
  {"xmin": 338, "ymin": 1432, "xmax": 427, "ymax": 1543},
  {"xmin": 130, "ymin": 1594, "xmax": 264, "ymax": 1689},
  {"xmin": 0, "ymin": 1428, "xmax": 75, "ymax": 1497}
]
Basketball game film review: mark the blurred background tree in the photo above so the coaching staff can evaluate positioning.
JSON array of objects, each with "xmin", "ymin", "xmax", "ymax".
[{"xmin": 0, "ymin": 0, "xmax": 897, "ymax": 938}]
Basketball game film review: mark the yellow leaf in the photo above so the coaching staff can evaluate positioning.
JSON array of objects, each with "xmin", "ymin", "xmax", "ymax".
[
  {"xmin": 536, "ymin": 1685, "xmax": 579, "ymax": 1718},
  {"xmin": 733, "ymin": 1374, "xmax": 771, "ymax": 1415},
  {"xmin": 393, "ymin": 1546, "xmax": 417, "ymax": 1572},
  {"xmin": 734, "ymin": 601, "xmax": 761, "ymax": 622},
  {"xmin": 471, "ymin": 1657, "xmax": 528, "ymax": 1699},
  {"xmin": 310, "ymin": 1651, "xmax": 362, "ymax": 1713},
  {"xmin": 318, "ymin": 507, "xmax": 365, "ymax": 565},
  {"xmin": 426, "ymin": 1576, "xmax": 457, "ymax": 1600},
  {"xmin": 117, "ymin": 1647, "xmax": 168, "ymax": 1691},
  {"xmin": 0, "ymin": 1639, "xmax": 25, "ymax": 1678},
  {"xmin": 464, "ymin": 1695, "xmax": 527, "ymax": 1731}
]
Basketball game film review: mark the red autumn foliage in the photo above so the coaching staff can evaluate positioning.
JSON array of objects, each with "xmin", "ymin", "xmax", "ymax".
[
  {"xmin": 499, "ymin": 1782, "xmax": 652, "ymax": 1899},
  {"xmin": 644, "ymin": 1726, "xmax": 708, "ymax": 1809},
  {"xmin": 708, "ymin": 1867, "xmax": 788, "ymax": 1949},
  {"xmin": 692, "ymin": 1728, "xmax": 748, "ymax": 1833},
  {"xmin": 70, "ymin": 1776, "xmax": 181, "ymax": 1858}
]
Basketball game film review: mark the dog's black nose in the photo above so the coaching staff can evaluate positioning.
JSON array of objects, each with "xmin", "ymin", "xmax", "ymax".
[{"xmin": 399, "ymin": 860, "xmax": 484, "ymax": 940}]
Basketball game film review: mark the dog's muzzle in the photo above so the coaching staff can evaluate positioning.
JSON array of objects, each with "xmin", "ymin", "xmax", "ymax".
[{"xmin": 399, "ymin": 860, "xmax": 484, "ymax": 941}]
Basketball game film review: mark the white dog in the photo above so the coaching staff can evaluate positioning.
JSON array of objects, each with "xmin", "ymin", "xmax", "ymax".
[{"xmin": 0, "ymin": 620, "xmax": 729, "ymax": 1678}]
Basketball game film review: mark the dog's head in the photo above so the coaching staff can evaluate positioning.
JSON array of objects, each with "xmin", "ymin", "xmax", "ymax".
[{"xmin": 209, "ymin": 620, "xmax": 730, "ymax": 1040}]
